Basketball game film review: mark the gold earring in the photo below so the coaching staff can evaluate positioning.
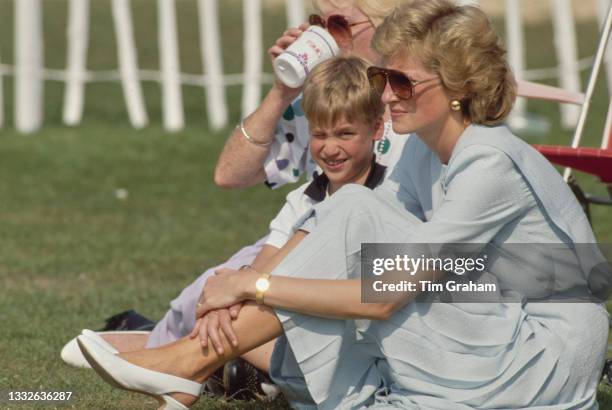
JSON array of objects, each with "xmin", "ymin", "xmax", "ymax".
[{"xmin": 450, "ymin": 100, "xmax": 462, "ymax": 112}]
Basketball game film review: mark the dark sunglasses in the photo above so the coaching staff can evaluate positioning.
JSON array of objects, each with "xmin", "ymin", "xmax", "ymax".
[
  {"xmin": 367, "ymin": 66, "xmax": 439, "ymax": 100},
  {"xmin": 309, "ymin": 14, "xmax": 370, "ymax": 47}
]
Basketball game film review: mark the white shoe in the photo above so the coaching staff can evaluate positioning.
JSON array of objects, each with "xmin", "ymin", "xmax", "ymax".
[
  {"xmin": 77, "ymin": 335, "xmax": 202, "ymax": 410},
  {"xmin": 60, "ymin": 330, "xmax": 150, "ymax": 368},
  {"xmin": 80, "ymin": 329, "xmax": 120, "ymax": 354}
]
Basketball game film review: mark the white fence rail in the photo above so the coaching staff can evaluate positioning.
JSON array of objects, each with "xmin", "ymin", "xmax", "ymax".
[{"xmin": 0, "ymin": 0, "xmax": 607, "ymax": 134}]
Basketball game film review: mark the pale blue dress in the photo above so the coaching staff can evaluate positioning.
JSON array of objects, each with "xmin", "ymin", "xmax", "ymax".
[{"xmin": 268, "ymin": 125, "xmax": 610, "ymax": 409}]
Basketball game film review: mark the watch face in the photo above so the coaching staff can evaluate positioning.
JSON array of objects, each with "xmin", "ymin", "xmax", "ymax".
[{"xmin": 256, "ymin": 277, "xmax": 270, "ymax": 292}]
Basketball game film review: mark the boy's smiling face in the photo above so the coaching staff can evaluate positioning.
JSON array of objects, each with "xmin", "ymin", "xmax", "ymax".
[{"xmin": 310, "ymin": 117, "xmax": 383, "ymax": 194}]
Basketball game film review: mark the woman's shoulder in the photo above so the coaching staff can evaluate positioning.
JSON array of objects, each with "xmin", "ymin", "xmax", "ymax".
[
  {"xmin": 447, "ymin": 137, "xmax": 517, "ymax": 178},
  {"xmin": 443, "ymin": 127, "xmax": 535, "ymax": 205},
  {"xmin": 447, "ymin": 125, "xmax": 595, "ymax": 245},
  {"xmin": 448, "ymin": 125, "xmax": 556, "ymax": 180},
  {"xmin": 451, "ymin": 124, "xmax": 541, "ymax": 164},
  {"xmin": 444, "ymin": 141, "xmax": 531, "ymax": 205}
]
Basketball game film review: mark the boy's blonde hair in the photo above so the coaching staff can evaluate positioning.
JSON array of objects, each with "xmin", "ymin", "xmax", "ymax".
[
  {"xmin": 372, "ymin": 0, "xmax": 516, "ymax": 125},
  {"xmin": 302, "ymin": 55, "xmax": 384, "ymax": 129}
]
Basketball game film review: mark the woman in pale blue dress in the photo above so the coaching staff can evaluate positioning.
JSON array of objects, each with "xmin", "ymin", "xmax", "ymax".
[{"xmin": 76, "ymin": 0, "xmax": 610, "ymax": 408}]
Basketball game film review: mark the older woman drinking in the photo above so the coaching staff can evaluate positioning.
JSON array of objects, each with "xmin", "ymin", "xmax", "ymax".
[{"xmin": 77, "ymin": 1, "xmax": 610, "ymax": 408}]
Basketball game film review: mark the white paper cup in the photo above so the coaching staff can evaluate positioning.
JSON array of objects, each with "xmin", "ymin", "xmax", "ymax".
[{"xmin": 273, "ymin": 26, "xmax": 340, "ymax": 88}]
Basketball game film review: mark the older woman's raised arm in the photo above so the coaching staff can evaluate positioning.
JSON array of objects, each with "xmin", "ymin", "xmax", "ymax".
[
  {"xmin": 214, "ymin": 27, "xmax": 306, "ymax": 189},
  {"xmin": 214, "ymin": 87, "xmax": 300, "ymax": 188}
]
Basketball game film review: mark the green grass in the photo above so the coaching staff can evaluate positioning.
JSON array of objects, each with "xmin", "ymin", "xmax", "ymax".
[
  {"xmin": 0, "ymin": 0, "xmax": 611, "ymax": 408},
  {"xmin": 0, "ymin": 124, "xmax": 294, "ymax": 409}
]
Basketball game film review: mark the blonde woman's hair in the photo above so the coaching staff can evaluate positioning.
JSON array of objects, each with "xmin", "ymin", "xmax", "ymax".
[
  {"xmin": 372, "ymin": 0, "xmax": 517, "ymax": 125},
  {"xmin": 302, "ymin": 55, "xmax": 384, "ymax": 129},
  {"xmin": 312, "ymin": 0, "xmax": 406, "ymax": 27}
]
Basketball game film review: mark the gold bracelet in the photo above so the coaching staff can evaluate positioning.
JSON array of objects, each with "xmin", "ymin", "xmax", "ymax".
[{"xmin": 237, "ymin": 121, "xmax": 272, "ymax": 147}]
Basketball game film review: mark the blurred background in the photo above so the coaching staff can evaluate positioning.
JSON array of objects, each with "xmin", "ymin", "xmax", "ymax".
[{"xmin": 0, "ymin": 0, "xmax": 611, "ymax": 408}]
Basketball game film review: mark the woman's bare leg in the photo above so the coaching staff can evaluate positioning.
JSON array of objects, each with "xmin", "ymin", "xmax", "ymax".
[
  {"xmin": 99, "ymin": 333, "xmax": 149, "ymax": 352},
  {"xmin": 236, "ymin": 231, "xmax": 307, "ymax": 373},
  {"xmin": 96, "ymin": 233, "xmax": 307, "ymax": 357},
  {"xmin": 100, "ymin": 231, "xmax": 309, "ymax": 405},
  {"xmin": 261, "ymin": 230, "xmax": 308, "ymax": 273},
  {"xmin": 241, "ymin": 340, "xmax": 276, "ymax": 372},
  {"xmin": 117, "ymin": 302, "xmax": 282, "ymax": 406},
  {"xmin": 99, "ymin": 331, "xmax": 274, "ymax": 374}
]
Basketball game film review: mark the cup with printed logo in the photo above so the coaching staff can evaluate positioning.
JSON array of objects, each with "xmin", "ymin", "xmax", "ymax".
[{"xmin": 273, "ymin": 25, "xmax": 340, "ymax": 88}]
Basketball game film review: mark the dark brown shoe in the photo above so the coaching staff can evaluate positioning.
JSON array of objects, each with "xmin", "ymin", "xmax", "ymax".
[
  {"xmin": 223, "ymin": 358, "xmax": 279, "ymax": 401},
  {"xmin": 202, "ymin": 367, "xmax": 225, "ymax": 396},
  {"xmin": 100, "ymin": 309, "xmax": 156, "ymax": 331}
]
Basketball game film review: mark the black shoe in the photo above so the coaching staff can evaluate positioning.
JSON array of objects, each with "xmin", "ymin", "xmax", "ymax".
[
  {"xmin": 223, "ymin": 358, "xmax": 279, "ymax": 401},
  {"xmin": 99, "ymin": 309, "xmax": 156, "ymax": 331},
  {"xmin": 602, "ymin": 359, "xmax": 612, "ymax": 383},
  {"xmin": 202, "ymin": 367, "xmax": 226, "ymax": 396}
]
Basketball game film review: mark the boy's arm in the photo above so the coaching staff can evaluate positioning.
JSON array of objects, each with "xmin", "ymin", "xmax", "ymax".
[
  {"xmin": 266, "ymin": 183, "xmax": 311, "ymax": 248},
  {"xmin": 250, "ymin": 244, "xmax": 280, "ymax": 272}
]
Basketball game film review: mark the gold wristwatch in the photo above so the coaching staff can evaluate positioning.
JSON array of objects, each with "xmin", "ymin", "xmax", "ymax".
[{"xmin": 255, "ymin": 273, "xmax": 271, "ymax": 305}]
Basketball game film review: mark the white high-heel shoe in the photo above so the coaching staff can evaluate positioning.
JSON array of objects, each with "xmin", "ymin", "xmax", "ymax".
[
  {"xmin": 77, "ymin": 335, "xmax": 202, "ymax": 410},
  {"xmin": 61, "ymin": 330, "xmax": 150, "ymax": 368}
]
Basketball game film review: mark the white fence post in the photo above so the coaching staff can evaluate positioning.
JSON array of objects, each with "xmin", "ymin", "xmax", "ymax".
[
  {"xmin": 505, "ymin": 0, "xmax": 527, "ymax": 129},
  {"xmin": 15, "ymin": 0, "xmax": 44, "ymax": 134},
  {"xmin": 242, "ymin": 0, "xmax": 263, "ymax": 118},
  {"xmin": 597, "ymin": 0, "xmax": 612, "ymax": 99},
  {"xmin": 63, "ymin": 0, "xmax": 90, "ymax": 126},
  {"xmin": 551, "ymin": 0, "xmax": 581, "ymax": 129},
  {"xmin": 158, "ymin": 0, "xmax": 184, "ymax": 131},
  {"xmin": 199, "ymin": 0, "xmax": 228, "ymax": 130},
  {"xmin": 5, "ymin": 0, "xmax": 604, "ymax": 134},
  {"xmin": 285, "ymin": 0, "xmax": 305, "ymax": 28},
  {"xmin": 112, "ymin": 0, "xmax": 148, "ymax": 129}
]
